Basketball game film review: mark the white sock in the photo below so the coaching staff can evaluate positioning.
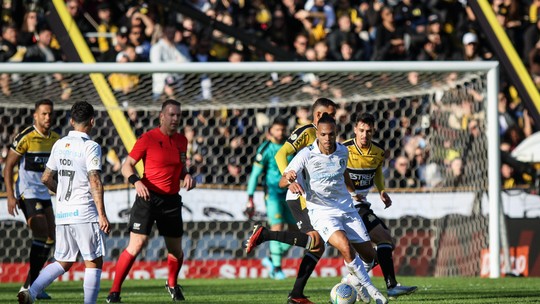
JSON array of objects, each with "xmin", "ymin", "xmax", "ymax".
[
  {"xmin": 29, "ymin": 262, "xmax": 65, "ymax": 299},
  {"xmin": 83, "ymin": 268, "xmax": 102, "ymax": 304},
  {"xmin": 344, "ymin": 255, "xmax": 378, "ymax": 295}
]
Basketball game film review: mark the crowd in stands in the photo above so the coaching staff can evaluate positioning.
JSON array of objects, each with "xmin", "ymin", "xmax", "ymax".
[{"xmin": 0, "ymin": 0, "xmax": 538, "ymax": 193}]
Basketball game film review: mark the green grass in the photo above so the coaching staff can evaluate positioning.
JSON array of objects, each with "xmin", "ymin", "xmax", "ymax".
[{"xmin": 1, "ymin": 276, "xmax": 540, "ymax": 303}]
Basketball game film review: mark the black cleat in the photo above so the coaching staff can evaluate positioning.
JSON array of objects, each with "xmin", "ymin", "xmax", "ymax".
[
  {"xmin": 106, "ymin": 292, "xmax": 121, "ymax": 303},
  {"xmin": 166, "ymin": 282, "xmax": 185, "ymax": 301}
]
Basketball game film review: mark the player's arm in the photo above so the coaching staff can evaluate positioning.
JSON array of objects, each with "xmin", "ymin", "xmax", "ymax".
[
  {"xmin": 275, "ymin": 142, "xmax": 296, "ymax": 174},
  {"xmin": 122, "ymin": 155, "xmax": 150, "ymax": 200},
  {"xmin": 344, "ymin": 169, "xmax": 362, "ymax": 202},
  {"xmin": 41, "ymin": 167, "xmax": 58, "ymax": 193},
  {"xmin": 375, "ymin": 164, "xmax": 392, "ymax": 209},
  {"xmin": 3, "ymin": 149, "xmax": 22, "ymax": 216},
  {"xmin": 278, "ymin": 150, "xmax": 307, "ymax": 195},
  {"xmin": 245, "ymin": 163, "xmax": 263, "ymax": 219},
  {"xmin": 89, "ymin": 169, "xmax": 110, "ymax": 234},
  {"xmin": 180, "ymin": 165, "xmax": 195, "ymax": 191}
]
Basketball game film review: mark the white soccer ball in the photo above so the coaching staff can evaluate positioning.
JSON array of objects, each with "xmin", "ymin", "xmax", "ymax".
[{"xmin": 330, "ymin": 282, "xmax": 358, "ymax": 304}]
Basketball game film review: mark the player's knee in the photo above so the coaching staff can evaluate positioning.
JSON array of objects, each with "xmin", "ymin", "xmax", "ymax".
[{"xmin": 307, "ymin": 231, "xmax": 325, "ymax": 255}]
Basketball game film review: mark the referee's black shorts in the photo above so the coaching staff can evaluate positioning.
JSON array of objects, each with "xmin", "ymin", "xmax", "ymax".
[{"xmin": 128, "ymin": 191, "xmax": 183, "ymax": 237}]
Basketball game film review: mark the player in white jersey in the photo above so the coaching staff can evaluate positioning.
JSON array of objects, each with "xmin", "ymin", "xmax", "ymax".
[
  {"xmin": 279, "ymin": 113, "xmax": 387, "ymax": 304},
  {"xmin": 18, "ymin": 101, "xmax": 110, "ymax": 304}
]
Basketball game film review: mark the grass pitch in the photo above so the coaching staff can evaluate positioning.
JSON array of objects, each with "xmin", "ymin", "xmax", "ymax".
[{"xmin": 1, "ymin": 276, "xmax": 539, "ymax": 303}]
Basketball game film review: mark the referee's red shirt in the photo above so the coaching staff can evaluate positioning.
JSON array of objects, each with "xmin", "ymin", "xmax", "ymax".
[{"xmin": 130, "ymin": 127, "xmax": 188, "ymax": 195}]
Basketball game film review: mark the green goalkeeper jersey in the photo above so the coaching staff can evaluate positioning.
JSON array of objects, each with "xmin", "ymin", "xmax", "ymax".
[{"xmin": 247, "ymin": 139, "xmax": 292, "ymax": 197}]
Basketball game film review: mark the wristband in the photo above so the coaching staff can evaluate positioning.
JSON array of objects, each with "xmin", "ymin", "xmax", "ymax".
[
  {"xmin": 128, "ymin": 174, "xmax": 140, "ymax": 185},
  {"xmin": 349, "ymin": 191, "xmax": 357, "ymax": 196}
]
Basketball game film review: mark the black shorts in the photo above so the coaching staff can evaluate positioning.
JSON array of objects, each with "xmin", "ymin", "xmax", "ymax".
[
  {"xmin": 128, "ymin": 191, "xmax": 183, "ymax": 237},
  {"xmin": 356, "ymin": 204, "xmax": 388, "ymax": 232},
  {"xmin": 20, "ymin": 198, "xmax": 52, "ymax": 220},
  {"xmin": 286, "ymin": 198, "xmax": 314, "ymax": 234}
]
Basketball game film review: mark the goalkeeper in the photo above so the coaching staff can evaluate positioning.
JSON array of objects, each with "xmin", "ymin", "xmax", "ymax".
[{"xmin": 245, "ymin": 117, "xmax": 296, "ymax": 280}]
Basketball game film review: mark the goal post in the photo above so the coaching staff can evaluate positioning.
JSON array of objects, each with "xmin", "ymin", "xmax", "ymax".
[{"xmin": 0, "ymin": 61, "xmax": 502, "ymax": 278}]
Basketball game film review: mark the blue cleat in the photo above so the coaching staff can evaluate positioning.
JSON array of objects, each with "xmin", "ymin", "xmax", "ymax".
[
  {"xmin": 273, "ymin": 269, "xmax": 286, "ymax": 280},
  {"xmin": 387, "ymin": 284, "xmax": 417, "ymax": 299},
  {"xmin": 261, "ymin": 257, "xmax": 274, "ymax": 278}
]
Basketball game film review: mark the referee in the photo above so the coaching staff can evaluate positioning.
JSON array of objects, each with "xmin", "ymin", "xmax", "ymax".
[{"xmin": 107, "ymin": 99, "xmax": 196, "ymax": 303}]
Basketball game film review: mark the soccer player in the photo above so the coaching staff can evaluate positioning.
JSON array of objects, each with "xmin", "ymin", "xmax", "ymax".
[
  {"xmin": 279, "ymin": 113, "xmax": 387, "ymax": 304},
  {"xmin": 341, "ymin": 113, "xmax": 417, "ymax": 298},
  {"xmin": 245, "ymin": 117, "xmax": 297, "ymax": 280},
  {"xmin": 18, "ymin": 101, "xmax": 110, "ymax": 304},
  {"xmin": 4, "ymin": 99, "xmax": 59, "ymax": 300},
  {"xmin": 107, "ymin": 99, "xmax": 196, "ymax": 303},
  {"xmin": 245, "ymin": 97, "xmax": 337, "ymax": 304}
]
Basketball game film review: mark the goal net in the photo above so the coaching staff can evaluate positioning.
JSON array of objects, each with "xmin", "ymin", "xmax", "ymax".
[{"xmin": 0, "ymin": 61, "xmax": 502, "ymax": 282}]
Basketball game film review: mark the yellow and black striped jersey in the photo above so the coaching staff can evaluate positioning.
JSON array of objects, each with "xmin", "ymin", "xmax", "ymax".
[
  {"xmin": 342, "ymin": 138, "xmax": 385, "ymax": 197},
  {"xmin": 275, "ymin": 123, "xmax": 317, "ymax": 174},
  {"xmin": 10, "ymin": 125, "xmax": 60, "ymax": 200}
]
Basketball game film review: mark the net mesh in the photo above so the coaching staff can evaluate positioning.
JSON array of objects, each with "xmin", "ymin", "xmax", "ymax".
[{"xmin": 0, "ymin": 65, "xmax": 490, "ymax": 280}]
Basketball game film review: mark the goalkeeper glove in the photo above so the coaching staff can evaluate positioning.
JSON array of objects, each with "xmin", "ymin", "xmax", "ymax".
[{"xmin": 244, "ymin": 196, "xmax": 255, "ymax": 219}]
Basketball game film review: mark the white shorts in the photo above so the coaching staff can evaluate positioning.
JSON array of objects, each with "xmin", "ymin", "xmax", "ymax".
[
  {"xmin": 309, "ymin": 209, "xmax": 370, "ymax": 244},
  {"xmin": 54, "ymin": 222, "xmax": 106, "ymax": 262}
]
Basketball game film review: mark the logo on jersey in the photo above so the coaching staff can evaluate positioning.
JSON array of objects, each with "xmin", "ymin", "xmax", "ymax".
[
  {"xmin": 91, "ymin": 157, "xmax": 99, "ymax": 167},
  {"xmin": 65, "ymin": 143, "xmax": 70, "ymax": 148},
  {"xmin": 290, "ymin": 134, "xmax": 298, "ymax": 141},
  {"xmin": 35, "ymin": 202, "xmax": 43, "ymax": 211},
  {"xmin": 256, "ymin": 154, "xmax": 263, "ymax": 162},
  {"xmin": 133, "ymin": 223, "xmax": 141, "ymax": 230}
]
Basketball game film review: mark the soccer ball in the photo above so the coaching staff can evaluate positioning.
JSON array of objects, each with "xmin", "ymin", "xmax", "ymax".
[{"xmin": 330, "ymin": 282, "xmax": 358, "ymax": 304}]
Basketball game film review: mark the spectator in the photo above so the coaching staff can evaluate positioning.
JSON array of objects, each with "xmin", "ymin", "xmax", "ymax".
[
  {"xmin": 326, "ymin": 14, "xmax": 365, "ymax": 60},
  {"xmin": 99, "ymin": 27, "xmax": 129, "ymax": 62},
  {"xmin": 108, "ymin": 45, "xmax": 140, "ymax": 97},
  {"xmin": 0, "ymin": 24, "xmax": 18, "ymax": 96},
  {"xmin": 18, "ymin": 10, "xmax": 39, "ymax": 46},
  {"xmin": 96, "ymin": 2, "xmax": 118, "ymax": 56},
  {"xmin": 372, "ymin": 6, "xmax": 409, "ymax": 60},
  {"xmin": 149, "ymin": 25, "xmax": 190, "ymax": 101},
  {"xmin": 23, "ymin": 25, "xmax": 72, "ymax": 101},
  {"xmin": 128, "ymin": 25, "xmax": 151, "ymax": 62},
  {"xmin": 388, "ymin": 155, "xmax": 418, "ymax": 188}
]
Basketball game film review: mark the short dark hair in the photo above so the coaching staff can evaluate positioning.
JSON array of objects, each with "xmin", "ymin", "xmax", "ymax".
[
  {"xmin": 71, "ymin": 101, "xmax": 95, "ymax": 125},
  {"xmin": 317, "ymin": 112, "xmax": 336, "ymax": 126},
  {"xmin": 355, "ymin": 113, "xmax": 375, "ymax": 127},
  {"xmin": 35, "ymin": 99, "xmax": 53, "ymax": 112},
  {"xmin": 312, "ymin": 97, "xmax": 337, "ymax": 112},
  {"xmin": 161, "ymin": 99, "xmax": 181, "ymax": 112},
  {"xmin": 272, "ymin": 117, "xmax": 288, "ymax": 127}
]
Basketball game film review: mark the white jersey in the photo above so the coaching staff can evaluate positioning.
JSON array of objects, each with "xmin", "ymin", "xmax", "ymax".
[
  {"xmin": 46, "ymin": 131, "xmax": 102, "ymax": 225},
  {"xmin": 284, "ymin": 140, "xmax": 355, "ymax": 214}
]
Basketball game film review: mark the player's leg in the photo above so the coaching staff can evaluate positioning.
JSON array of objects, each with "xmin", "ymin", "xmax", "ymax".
[
  {"xmin": 22, "ymin": 225, "xmax": 76, "ymax": 303},
  {"xmin": 20, "ymin": 199, "xmax": 55, "ymax": 299},
  {"xmin": 108, "ymin": 195, "xmax": 154, "ymax": 302},
  {"xmin": 159, "ymin": 193, "xmax": 185, "ymax": 301},
  {"xmin": 264, "ymin": 194, "xmax": 291, "ymax": 279},
  {"xmin": 287, "ymin": 199, "xmax": 325, "ymax": 304},
  {"xmin": 75, "ymin": 222, "xmax": 106, "ymax": 304},
  {"xmin": 341, "ymin": 211, "xmax": 388, "ymax": 304},
  {"xmin": 364, "ymin": 211, "xmax": 417, "ymax": 298}
]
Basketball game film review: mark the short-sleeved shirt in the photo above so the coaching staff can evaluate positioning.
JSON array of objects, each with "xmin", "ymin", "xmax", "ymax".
[
  {"xmin": 130, "ymin": 127, "xmax": 187, "ymax": 195},
  {"xmin": 285, "ymin": 140, "xmax": 355, "ymax": 215},
  {"xmin": 342, "ymin": 138, "xmax": 385, "ymax": 197},
  {"xmin": 47, "ymin": 131, "xmax": 102, "ymax": 225},
  {"xmin": 10, "ymin": 125, "xmax": 60, "ymax": 200}
]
